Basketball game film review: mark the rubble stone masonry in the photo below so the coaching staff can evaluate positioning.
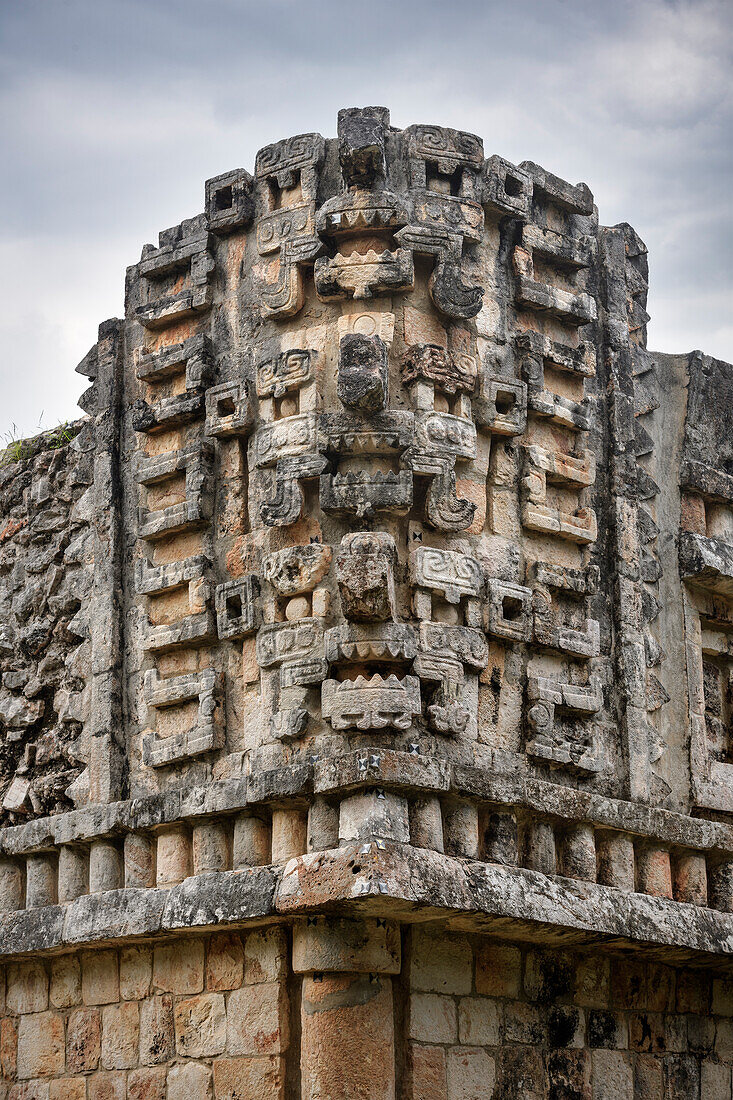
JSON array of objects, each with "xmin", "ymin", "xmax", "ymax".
[{"xmin": 0, "ymin": 107, "xmax": 731, "ymax": 1097}]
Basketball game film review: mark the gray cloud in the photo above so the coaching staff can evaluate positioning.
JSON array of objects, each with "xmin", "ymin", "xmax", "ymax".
[{"xmin": 1, "ymin": 0, "xmax": 731, "ymax": 436}]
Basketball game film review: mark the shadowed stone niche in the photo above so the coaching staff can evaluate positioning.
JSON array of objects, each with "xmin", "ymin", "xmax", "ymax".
[{"xmin": 0, "ymin": 107, "xmax": 731, "ymax": 1100}]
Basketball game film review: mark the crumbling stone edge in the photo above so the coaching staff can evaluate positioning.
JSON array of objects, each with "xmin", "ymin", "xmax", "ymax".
[
  {"xmin": 2, "ymin": 753, "xmax": 731, "ymax": 858},
  {"xmin": 0, "ymin": 843, "xmax": 730, "ymax": 969}
]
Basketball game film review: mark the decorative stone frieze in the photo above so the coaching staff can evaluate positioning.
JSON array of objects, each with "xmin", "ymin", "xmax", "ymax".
[{"xmin": 1, "ymin": 106, "xmax": 731, "ymax": 1099}]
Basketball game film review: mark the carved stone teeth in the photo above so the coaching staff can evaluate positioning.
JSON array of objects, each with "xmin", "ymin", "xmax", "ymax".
[
  {"xmin": 346, "ymin": 208, "xmax": 380, "ymax": 228},
  {"xmin": 334, "ymin": 247, "xmax": 397, "ymax": 265},
  {"xmin": 336, "ymin": 672, "xmax": 404, "ymax": 690},
  {"xmin": 329, "ymin": 434, "xmax": 402, "ymax": 454},
  {"xmin": 331, "ymin": 470, "xmax": 401, "ymax": 487}
]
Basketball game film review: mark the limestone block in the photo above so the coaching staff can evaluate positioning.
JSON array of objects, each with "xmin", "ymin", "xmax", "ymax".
[
  {"xmin": 88, "ymin": 1072, "xmax": 127, "ymax": 1100},
  {"xmin": 17, "ymin": 1011, "xmax": 65, "ymax": 1079},
  {"xmin": 525, "ymin": 820, "xmax": 557, "ymax": 876},
  {"xmin": 292, "ymin": 917, "xmax": 400, "ymax": 975},
  {"xmin": 701, "ymin": 1061, "xmax": 732, "ymax": 1100},
  {"xmin": 591, "ymin": 1050, "xmax": 634, "ymax": 1100},
  {"xmin": 409, "ymin": 797, "xmax": 445, "ymax": 852},
  {"xmin": 206, "ymin": 933, "xmax": 244, "ymax": 992},
  {"xmin": 596, "ymin": 833, "xmax": 635, "ymax": 892},
  {"xmin": 100, "ymin": 1001, "xmax": 139, "ymax": 1070},
  {"xmin": 226, "ymin": 982, "xmax": 288, "ymax": 1056},
  {"xmin": 58, "ymin": 846, "xmax": 88, "ymax": 903},
  {"xmin": 49, "ymin": 955, "xmax": 80, "ymax": 1009},
  {"xmin": 124, "ymin": 833, "xmax": 155, "ymax": 889},
  {"xmin": 0, "ymin": 860, "xmax": 24, "ymax": 912},
  {"xmin": 139, "ymin": 995, "xmax": 174, "ymax": 1066},
  {"xmin": 0, "ymin": 1015, "xmax": 16, "ymax": 1081},
  {"xmin": 82, "ymin": 951, "xmax": 119, "ymax": 1006},
  {"xmin": 155, "ymin": 826, "xmax": 191, "ymax": 888},
  {"xmin": 212, "ymin": 1056, "xmax": 285, "ymax": 1100},
  {"xmin": 710, "ymin": 860, "xmax": 733, "ymax": 913},
  {"xmin": 672, "ymin": 851, "xmax": 708, "ymax": 906},
  {"xmin": 483, "ymin": 811, "xmax": 518, "ymax": 866},
  {"xmin": 244, "ymin": 928, "xmax": 288, "ymax": 986},
  {"xmin": 574, "ymin": 956, "xmax": 611, "ymax": 1009},
  {"xmin": 174, "ymin": 992, "xmax": 226, "ymax": 1058},
  {"xmin": 307, "ymin": 797, "xmax": 339, "ymax": 853},
  {"xmin": 25, "ymin": 854, "xmax": 57, "ymax": 909},
  {"xmin": 443, "ymin": 801, "xmax": 479, "ymax": 859},
  {"xmin": 301, "ymin": 973, "xmax": 394, "ymax": 1100},
  {"xmin": 447, "ymin": 1047, "xmax": 496, "ymax": 1100},
  {"xmin": 7, "ymin": 961, "xmax": 48, "ymax": 1014},
  {"xmin": 407, "ymin": 1044, "xmax": 447, "ymax": 1100},
  {"xmin": 232, "ymin": 815, "xmax": 271, "ymax": 869},
  {"xmin": 504, "ymin": 1000, "xmax": 547, "ymax": 1045},
  {"xmin": 636, "ymin": 846, "xmax": 673, "ymax": 899},
  {"xmin": 153, "ymin": 940, "xmax": 204, "ymax": 995},
  {"xmin": 119, "ymin": 947, "xmax": 152, "ymax": 1001},
  {"xmin": 127, "ymin": 1066, "xmax": 168, "ymax": 1100},
  {"xmin": 51, "ymin": 1078, "xmax": 86, "ymax": 1100},
  {"xmin": 561, "ymin": 824, "xmax": 597, "ymax": 882},
  {"xmin": 409, "ymin": 993, "xmax": 457, "ymax": 1044},
  {"xmin": 270, "ymin": 809, "xmax": 307, "ymax": 863},
  {"xmin": 89, "ymin": 841, "xmax": 123, "ymax": 894},
  {"xmin": 192, "ymin": 821, "xmax": 230, "ymax": 876},
  {"xmin": 339, "ymin": 791, "xmax": 410, "ymax": 845},
  {"xmin": 167, "ymin": 1062, "xmax": 213, "ymax": 1100},
  {"xmin": 458, "ymin": 997, "xmax": 501, "ymax": 1046},
  {"xmin": 411, "ymin": 929, "xmax": 473, "ymax": 995}
]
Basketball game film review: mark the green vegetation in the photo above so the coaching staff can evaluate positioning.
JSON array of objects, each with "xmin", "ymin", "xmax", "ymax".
[{"xmin": 0, "ymin": 417, "xmax": 82, "ymax": 467}]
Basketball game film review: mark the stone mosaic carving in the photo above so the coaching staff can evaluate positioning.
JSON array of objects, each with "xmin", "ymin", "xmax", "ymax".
[{"xmin": 0, "ymin": 106, "xmax": 731, "ymax": 1100}]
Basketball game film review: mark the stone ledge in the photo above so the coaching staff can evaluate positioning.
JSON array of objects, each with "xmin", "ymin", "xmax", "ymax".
[
  {"xmin": 278, "ymin": 844, "xmax": 733, "ymax": 968},
  {"xmin": 679, "ymin": 530, "xmax": 733, "ymax": 597},
  {"xmin": 0, "ymin": 845, "xmax": 730, "ymax": 967},
  {"xmin": 454, "ymin": 766, "xmax": 733, "ymax": 852},
  {"xmin": 0, "ymin": 865, "xmax": 278, "ymax": 957},
  {"xmin": 1, "ymin": 752, "xmax": 731, "ymax": 859}
]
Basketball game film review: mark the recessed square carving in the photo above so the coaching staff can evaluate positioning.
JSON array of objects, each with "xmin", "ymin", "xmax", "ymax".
[
  {"xmin": 215, "ymin": 577, "xmax": 259, "ymax": 640},
  {"xmin": 205, "ymin": 381, "xmax": 253, "ymax": 439}
]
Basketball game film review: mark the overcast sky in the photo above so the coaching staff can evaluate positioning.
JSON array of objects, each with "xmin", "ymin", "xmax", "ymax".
[{"xmin": 1, "ymin": 0, "xmax": 731, "ymax": 439}]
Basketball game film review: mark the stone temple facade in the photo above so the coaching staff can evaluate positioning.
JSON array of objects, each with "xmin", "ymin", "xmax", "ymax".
[{"xmin": 0, "ymin": 106, "xmax": 731, "ymax": 1099}]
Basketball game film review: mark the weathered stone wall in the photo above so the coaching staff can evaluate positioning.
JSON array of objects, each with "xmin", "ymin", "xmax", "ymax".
[
  {"xmin": 1, "ymin": 926, "xmax": 730, "ymax": 1098},
  {"xmin": 404, "ymin": 929, "xmax": 733, "ymax": 1100},
  {"xmin": 0, "ymin": 425, "xmax": 94, "ymax": 824},
  {"xmin": 0, "ymin": 106, "xmax": 731, "ymax": 1099},
  {"xmin": 0, "ymin": 927, "xmax": 289, "ymax": 1098}
]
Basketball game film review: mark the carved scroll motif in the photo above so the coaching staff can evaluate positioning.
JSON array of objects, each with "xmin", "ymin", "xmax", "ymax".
[
  {"xmin": 401, "ymin": 344, "xmax": 478, "ymax": 531},
  {"xmin": 255, "ymin": 133, "xmax": 326, "ymax": 318}
]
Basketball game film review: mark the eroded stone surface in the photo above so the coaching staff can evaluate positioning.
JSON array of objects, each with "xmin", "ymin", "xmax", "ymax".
[{"xmin": 0, "ymin": 106, "xmax": 731, "ymax": 1099}]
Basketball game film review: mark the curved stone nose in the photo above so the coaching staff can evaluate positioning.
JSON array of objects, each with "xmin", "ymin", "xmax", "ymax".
[{"xmin": 337, "ymin": 332, "xmax": 389, "ymax": 413}]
